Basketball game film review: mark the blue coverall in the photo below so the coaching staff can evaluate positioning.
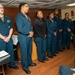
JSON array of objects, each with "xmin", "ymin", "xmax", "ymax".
[
  {"xmin": 15, "ymin": 12, "xmax": 33, "ymax": 70},
  {"xmin": 62, "ymin": 19, "xmax": 73, "ymax": 49},
  {"xmin": 46, "ymin": 19, "xmax": 57, "ymax": 57},
  {"xmin": 54, "ymin": 16, "xmax": 63, "ymax": 51},
  {"xmin": 0, "ymin": 15, "xmax": 15, "ymax": 67}
]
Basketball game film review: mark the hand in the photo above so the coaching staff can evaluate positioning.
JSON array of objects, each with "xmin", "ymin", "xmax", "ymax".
[
  {"xmin": 71, "ymin": 68, "xmax": 75, "ymax": 75},
  {"xmin": 28, "ymin": 31, "xmax": 34, "ymax": 37},
  {"xmin": 71, "ymin": 68, "xmax": 75, "ymax": 71},
  {"xmin": 59, "ymin": 29, "xmax": 63, "ymax": 32},
  {"xmin": 68, "ymin": 28, "xmax": 71, "ymax": 32},
  {"xmin": 54, "ymin": 32, "xmax": 57, "ymax": 36},
  {"xmin": 44, "ymin": 35, "xmax": 47, "ymax": 38},
  {"xmin": 4, "ymin": 36, "xmax": 10, "ymax": 43}
]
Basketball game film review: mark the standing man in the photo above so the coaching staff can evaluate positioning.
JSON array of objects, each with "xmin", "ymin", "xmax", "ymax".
[
  {"xmin": 15, "ymin": 3, "xmax": 36, "ymax": 74},
  {"xmin": 54, "ymin": 9, "xmax": 63, "ymax": 52},
  {"xmin": 33, "ymin": 10, "xmax": 48, "ymax": 63},
  {"xmin": 62, "ymin": 13, "xmax": 73, "ymax": 49},
  {"xmin": 46, "ymin": 12, "xmax": 57, "ymax": 58},
  {"xmin": 0, "ymin": 4, "xmax": 19, "ymax": 69}
]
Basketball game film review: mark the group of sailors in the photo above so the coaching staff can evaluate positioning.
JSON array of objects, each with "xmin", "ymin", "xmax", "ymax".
[{"xmin": 0, "ymin": 3, "xmax": 73, "ymax": 74}]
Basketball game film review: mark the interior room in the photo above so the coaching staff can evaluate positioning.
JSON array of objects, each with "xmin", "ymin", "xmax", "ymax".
[{"xmin": 0, "ymin": 0, "xmax": 75, "ymax": 75}]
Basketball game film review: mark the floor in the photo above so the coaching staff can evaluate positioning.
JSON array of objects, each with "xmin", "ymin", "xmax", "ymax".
[{"xmin": 5, "ymin": 44, "xmax": 75, "ymax": 75}]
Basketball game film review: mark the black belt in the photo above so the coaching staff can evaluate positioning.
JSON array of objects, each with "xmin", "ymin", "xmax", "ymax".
[{"xmin": 19, "ymin": 32, "xmax": 29, "ymax": 36}]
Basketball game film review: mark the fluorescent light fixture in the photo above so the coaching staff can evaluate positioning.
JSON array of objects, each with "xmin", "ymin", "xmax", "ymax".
[{"xmin": 67, "ymin": 3, "xmax": 75, "ymax": 6}]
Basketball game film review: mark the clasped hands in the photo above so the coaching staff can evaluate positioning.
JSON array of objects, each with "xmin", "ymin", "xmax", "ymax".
[
  {"xmin": 68, "ymin": 28, "xmax": 71, "ymax": 32},
  {"xmin": 3, "ymin": 36, "xmax": 10, "ymax": 43}
]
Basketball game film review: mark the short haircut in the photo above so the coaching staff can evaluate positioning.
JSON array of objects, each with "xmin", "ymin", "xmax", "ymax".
[
  {"xmin": 54, "ymin": 9, "xmax": 59, "ymax": 11},
  {"xmin": 47, "ymin": 12, "xmax": 54, "ymax": 19},
  {"xmin": 65, "ymin": 12, "xmax": 69, "ymax": 16},
  {"xmin": 36, "ymin": 10, "xmax": 42, "ymax": 16},
  {"xmin": 19, "ymin": 3, "xmax": 27, "ymax": 10}
]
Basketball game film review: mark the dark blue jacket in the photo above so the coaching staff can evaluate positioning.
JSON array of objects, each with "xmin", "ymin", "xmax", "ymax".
[
  {"xmin": 62, "ymin": 19, "xmax": 73, "ymax": 32},
  {"xmin": 54, "ymin": 16, "xmax": 62, "ymax": 30},
  {"xmin": 46, "ymin": 19, "xmax": 57, "ymax": 37},
  {"xmin": 0, "ymin": 15, "xmax": 13, "ymax": 36},
  {"xmin": 33, "ymin": 17, "xmax": 47, "ymax": 38},
  {"xmin": 15, "ymin": 12, "xmax": 33, "ymax": 35}
]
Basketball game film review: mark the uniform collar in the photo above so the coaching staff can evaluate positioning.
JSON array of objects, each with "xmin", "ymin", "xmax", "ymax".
[
  {"xmin": 20, "ymin": 12, "xmax": 30, "ymax": 21},
  {"xmin": 20, "ymin": 12, "xmax": 28, "ymax": 19},
  {"xmin": 48, "ymin": 18, "xmax": 54, "ymax": 23},
  {"xmin": 64, "ymin": 18, "xmax": 70, "ymax": 21},
  {"xmin": 54, "ymin": 15, "xmax": 60, "ymax": 18},
  {"xmin": 37, "ymin": 17, "xmax": 43, "ymax": 21}
]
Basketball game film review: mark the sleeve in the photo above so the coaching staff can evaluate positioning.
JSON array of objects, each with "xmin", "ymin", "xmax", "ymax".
[
  {"xmin": 54, "ymin": 22, "xmax": 57, "ymax": 32},
  {"xmin": 59, "ymin": 19, "xmax": 63, "ymax": 29},
  {"xmin": 62, "ymin": 20, "xmax": 67, "ymax": 31},
  {"xmin": 45, "ymin": 24, "xmax": 47, "ymax": 35},
  {"xmin": 70, "ymin": 20, "xmax": 73, "ymax": 30},
  {"xmin": 42, "ymin": 20, "xmax": 47, "ymax": 35},
  {"xmin": 46, "ymin": 20, "xmax": 54, "ymax": 35},
  {"xmin": 33, "ymin": 20, "xmax": 45, "ymax": 37},
  {"xmin": 15, "ymin": 15, "xmax": 32, "ymax": 35}
]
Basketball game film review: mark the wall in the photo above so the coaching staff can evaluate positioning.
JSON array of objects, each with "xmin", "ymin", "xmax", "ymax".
[
  {"xmin": 4, "ymin": 7, "xmax": 61, "ymax": 34},
  {"xmin": 4, "ymin": 7, "xmax": 61, "ymax": 60},
  {"xmin": 61, "ymin": 7, "xmax": 75, "ymax": 20}
]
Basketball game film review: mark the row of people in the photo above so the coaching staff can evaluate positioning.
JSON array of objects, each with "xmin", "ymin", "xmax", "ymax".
[
  {"xmin": 0, "ymin": 3, "xmax": 73, "ymax": 74},
  {"xmin": 33, "ymin": 9, "xmax": 73, "ymax": 60}
]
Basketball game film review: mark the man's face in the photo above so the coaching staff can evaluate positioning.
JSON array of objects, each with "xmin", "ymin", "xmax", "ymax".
[
  {"xmin": 22, "ymin": 4, "xmax": 29, "ymax": 14},
  {"xmin": 37, "ymin": 11, "xmax": 43, "ymax": 18},
  {"xmin": 0, "ymin": 4, "xmax": 4, "ymax": 15},
  {"xmin": 49, "ymin": 13, "xmax": 54, "ymax": 19},
  {"xmin": 55, "ymin": 9, "xmax": 59, "ymax": 15},
  {"xmin": 65, "ymin": 14, "xmax": 69, "ymax": 19}
]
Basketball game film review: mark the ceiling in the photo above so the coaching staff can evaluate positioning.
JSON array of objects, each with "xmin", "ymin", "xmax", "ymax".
[{"xmin": 0, "ymin": 0, "xmax": 75, "ymax": 9}]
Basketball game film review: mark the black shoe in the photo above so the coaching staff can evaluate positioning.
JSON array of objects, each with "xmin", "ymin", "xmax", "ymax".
[
  {"xmin": 23, "ymin": 69, "xmax": 31, "ymax": 74},
  {"xmin": 55, "ymin": 51, "xmax": 59, "ymax": 54},
  {"xmin": 74, "ymin": 48, "xmax": 75, "ymax": 51},
  {"xmin": 47, "ymin": 55, "xmax": 53, "ymax": 58},
  {"xmin": 9, "ymin": 65, "xmax": 19, "ymax": 70},
  {"xmin": 44, "ymin": 58, "xmax": 49, "ymax": 61},
  {"xmin": 63, "ymin": 48, "xmax": 65, "ymax": 50},
  {"xmin": 39, "ymin": 60, "xmax": 45, "ymax": 63},
  {"xmin": 67, "ymin": 47, "xmax": 70, "ymax": 49},
  {"xmin": 58, "ymin": 49, "xmax": 63, "ymax": 52},
  {"xmin": 29, "ymin": 63, "xmax": 36, "ymax": 66},
  {"xmin": 52, "ymin": 54, "xmax": 57, "ymax": 56}
]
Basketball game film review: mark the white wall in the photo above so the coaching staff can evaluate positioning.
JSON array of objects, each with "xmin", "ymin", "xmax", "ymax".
[{"xmin": 61, "ymin": 7, "xmax": 75, "ymax": 21}]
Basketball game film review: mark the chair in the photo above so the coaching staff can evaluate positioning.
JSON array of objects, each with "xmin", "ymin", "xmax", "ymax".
[
  {"xmin": 12, "ymin": 34, "xmax": 18, "ymax": 61},
  {"xmin": 0, "ymin": 51, "xmax": 10, "ymax": 75}
]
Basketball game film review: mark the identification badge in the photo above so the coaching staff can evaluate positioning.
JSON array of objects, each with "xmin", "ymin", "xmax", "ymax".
[{"xmin": 7, "ymin": 20, "xmax": 10, "ymax": 23}]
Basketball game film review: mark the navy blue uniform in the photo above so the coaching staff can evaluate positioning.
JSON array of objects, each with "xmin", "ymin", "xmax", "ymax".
[
  {"xmin": 46, "ymin": 19, "xmax": 57, "ymax": 57},
  {"xmin": 33, "ymin": 18, "xmax": 47, "ymax": 62},
  {"xmin": 54, "ymin": 16, "xmax": 63, "ymax": 51},
  {"xmin": 62, "ymin": 19, "xmax": 73, "ymax": 49},
  {"xmin": 15, "ymin": 12, "xmax": 33, "ymax": 70},
  {"xmin": 0, "ymin": 15, "xmax": 15, "ymax": 67}
]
